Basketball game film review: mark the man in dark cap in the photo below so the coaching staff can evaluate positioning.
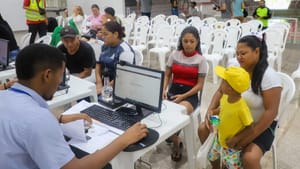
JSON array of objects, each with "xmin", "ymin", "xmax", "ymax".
[{"xmin": 57, "ymin": 26, "xmax": 96, "ymax": 79}]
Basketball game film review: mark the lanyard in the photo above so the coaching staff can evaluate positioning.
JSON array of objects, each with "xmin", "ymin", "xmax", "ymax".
[{"xmin": 9, "ymin": 87, "xmax": 32, "ymax": 97}]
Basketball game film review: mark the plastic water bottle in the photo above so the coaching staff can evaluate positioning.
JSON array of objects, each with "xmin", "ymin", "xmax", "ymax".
[
  {"xmin": 210, "ymin": 115, "xmax": 220, "ymax": 133},
  {"xmin": 102, "ymin": 76, "xmax": 113, "ymax": 102}
]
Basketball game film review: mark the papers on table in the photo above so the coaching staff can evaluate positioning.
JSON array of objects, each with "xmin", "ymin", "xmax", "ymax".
[{"xmin": 60, "ymin": 100, "xmax": 122, "ymax": 154}]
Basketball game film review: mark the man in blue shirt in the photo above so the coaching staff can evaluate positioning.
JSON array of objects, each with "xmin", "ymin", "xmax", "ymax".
[{"xmin": 0, "ymin": 44, "xmax": 148, "ymax": 169}]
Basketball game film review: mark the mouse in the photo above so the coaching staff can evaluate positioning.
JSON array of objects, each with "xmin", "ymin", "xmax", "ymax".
[{"xmin": 123, "ymin": 128, "xmax": 159, "ymax": 152}]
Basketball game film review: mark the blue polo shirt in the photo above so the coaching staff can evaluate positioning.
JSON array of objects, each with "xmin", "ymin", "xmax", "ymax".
[{"xmin": 0, "ymin": 83, "xmax": 74, "ymax": 169}]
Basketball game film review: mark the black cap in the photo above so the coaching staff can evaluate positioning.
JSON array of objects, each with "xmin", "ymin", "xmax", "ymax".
[{"xmin": 60, "ymin": 26, "xmax": 78, "ymax": 38}]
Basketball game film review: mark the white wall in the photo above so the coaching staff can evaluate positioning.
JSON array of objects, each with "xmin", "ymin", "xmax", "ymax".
[
  {"xmin": 0, "ymin": 0, "xmax": 27, "ymax": 31},
  {"xmin": 67, "ymin": 0, "xmax": 125, "ymax": 18},
  {"xmin": 0, "ymin": 0, "xmax": 125, "ymax": 31}
]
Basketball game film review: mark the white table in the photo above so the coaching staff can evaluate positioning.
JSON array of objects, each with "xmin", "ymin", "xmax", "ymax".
[
  {"xmin": 0, "ymin": 69, "xmax": 98, "ymax": 110},
  {"xmin": 48, "ymin": 75, "xmax": 98, "ymax": 109},
  {"xmin": 0, "ymin": 68, "xmax": 16, "ymax": 82},
  {"xmin": 70, "ymin": 100, "xmax": 196, "ymax": 169}
]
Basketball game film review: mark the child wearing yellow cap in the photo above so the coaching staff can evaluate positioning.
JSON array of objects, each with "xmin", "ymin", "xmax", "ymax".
[{"xmin": 207, "ymin": 65, "xmax": 253, "ymax": 169}]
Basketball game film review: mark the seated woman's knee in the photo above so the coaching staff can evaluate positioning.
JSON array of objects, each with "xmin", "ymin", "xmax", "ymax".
[{"xmin": 242, "ymin": 147, "xmax": 262, "ymax": 167}]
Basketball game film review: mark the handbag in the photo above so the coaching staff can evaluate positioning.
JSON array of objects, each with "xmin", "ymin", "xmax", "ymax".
[
  {"xmin": 36, "ymin": 0, "xmax": 46, "ymax": 15},
  {"xmin": 196, "ymin": 132, "xmax": 216, "ymax": 169}
]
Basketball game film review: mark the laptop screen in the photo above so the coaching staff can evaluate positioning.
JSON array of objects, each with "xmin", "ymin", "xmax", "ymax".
[{"xmin": 0, "ymin": 38, "xmax": 9, "ymax": 69}]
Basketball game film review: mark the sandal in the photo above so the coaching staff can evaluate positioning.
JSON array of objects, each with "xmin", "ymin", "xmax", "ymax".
[
  {"xmin": 171, "ymin": 141, "xmax": 183, "ymax": 162},
  {"xmin": 165, "ymin": 138, "xmax": 172, "ymax": 145}
]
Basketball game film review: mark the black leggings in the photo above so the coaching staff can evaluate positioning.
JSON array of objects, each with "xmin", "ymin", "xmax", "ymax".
[{"xmin": 28, "ymin": 22, "xmax": 47, "ymax": 44}]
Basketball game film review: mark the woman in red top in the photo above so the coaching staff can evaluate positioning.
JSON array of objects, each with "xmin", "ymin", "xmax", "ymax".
[{"xmin": 163, "ymin": 26, "xmax": 207, "ymax": 161}]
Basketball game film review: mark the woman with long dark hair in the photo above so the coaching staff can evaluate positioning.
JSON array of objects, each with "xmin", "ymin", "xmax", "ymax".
[{"xmin": 198, "ymin": 35, "xmax": 282, "ymax": 169}]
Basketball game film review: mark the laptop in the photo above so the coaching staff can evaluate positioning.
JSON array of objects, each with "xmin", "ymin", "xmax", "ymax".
[{"xmin": 0, "ymin": 38, "xmax": 14, "ymax": 71}]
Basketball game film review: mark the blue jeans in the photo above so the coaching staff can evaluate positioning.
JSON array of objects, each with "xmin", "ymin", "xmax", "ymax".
[
  {"xmin": 9, "ymin": 49, "xmax": 20, "ymax": 62},
  {"xmin": 171, "ymin": 8, "xmax": 179, "ymax": 16}
]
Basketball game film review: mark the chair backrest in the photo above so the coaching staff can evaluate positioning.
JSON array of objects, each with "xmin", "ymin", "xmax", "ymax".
[
  {"xmin": 19, "ymin": 32, "xmax": 32, "ymax": 49},
  {"xmin": 135, "ymin": 16, "xmax": 150, "ymax": 26},
  {"xmin": 34, "ymin": 35, "xmax": 52, "ymax": 44},
  {"xmin": 239, "ymin": 22, "xmax": 252, "ymax": 37},
  {"xmin": 212, "ymin": 21, "xmax": 226, "ymax": 30},
  {"xmin": 123, "ymin": 19, "xmax": 134, "ymax": 42},
  {"xmin": 174, "ymin": 18, "xmax": 186, "ymax": 25},
  {"xmin": 133, "ymin": 49, "xmax": 144, "ymax": 66},
  {"xmin": 88, "ymin": 40, "xmax": 104, "ymax": 62},
  {"xmin": 225, "ymin": 26, "xmax": 242, "ymax": 48},
  {"xmin": 247, "ymin": 19, "xmax": 263, "ymax": 33},
  {"xmin": 277, "ymin": 72, "xmax": 296, "ymax": 122},
  {"xmin": 153, "ymin": 24, "xmax": 173, "ymax": 48},
  {"xmin": 209, "ymin": 29, "xmax": 227, "ymax": 54},
  {"xmin": 199, "ymin": 24, "xmax": 213, "ymax": 48},
  {"xmin": 202, "ymin": 17, "xmax": 217, "ymax": 27},
  {"xmin": 126, "ymin": 12, "xmax": 136, "ymax": 23},
  {"xmin": 225, "ymin": 19, "xmax": 241, "ymax": 27},
  {"xmin": 264, "ymin": 28, "xmax": 284, "ymax": 53},
  {"xmin": 187, "ymin": 16, "xmax": 202, "ymax": 25},
  {"xmin": 132, "ymin": 23, "xmax": 149, "ymax": 46},
  {"xmin": 269, "ymin": 22, "xmax": 290, "ymax": 51},
  {"xmin": 166, "ymin": 15, "xmax": 179, "ymax": 25}
]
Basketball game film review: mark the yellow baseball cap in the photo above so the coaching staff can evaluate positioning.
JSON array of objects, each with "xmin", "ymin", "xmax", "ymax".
[{"xmin": 215, "ymin": 66, "xmax": 250, "ymax": 93}]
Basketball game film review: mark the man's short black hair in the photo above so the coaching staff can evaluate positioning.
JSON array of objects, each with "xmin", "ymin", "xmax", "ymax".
[
  {"xmin": 104, "ymin": 7, "xmax": 115, "ymax": 16},
  {"xmin": 16, "ymin": 44, "xmax": 66, "ymax": 80}
]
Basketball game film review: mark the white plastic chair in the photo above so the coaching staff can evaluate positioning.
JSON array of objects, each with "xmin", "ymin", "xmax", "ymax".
[
  {"xmin": 291, "ymin": 63, "xmax": 300, "ymax": 81},
  {"xmin": 264, "ymin": 28, "xmax": 284, "ymax": 70},
  {"xmin": 212, "ymin": 21, "xmax": 226, "ymax": 30},
  {"xmin": 88, "ymin": 40, "xmax": 103, "ymax": 62},
  {"xmin": 34, "ymin": 35, "xmax": 52, "ymax": 44},
  {"xmin": 225, "ymin": 19, "xmax": 241, "ymax": 27},
  {"xmin": 85, "ymin": 40, "xmax": 104, "ymax": 83},
  {"xmin": 187, "ymin": 16, "xmax": 202, "ymax": 25},
  {"xmin": 170, "ymin": 23, "xmax": 188, "ymax": 49},
  {"xmin": 123, "ymin": 18, "xmax": 134, "ymax": 42},
  {"xmin": 166, "ymin": 15, "xmax": 179, "ymax": 25},
  {"xmin": 146, "ymin": 22, "xmax": 169, "ymax": 54},
  {"xmin": 203, "ymin": 29, "xmax": 227, "ymax": 84},
  {"xmin": 268, "ymin": 22, "xmax": 290, "ymax": 72},
  {"xmin": 240, "ymin": 22, "xmax": 253, "ymax": 37},
  {"xmin": 126, "ymin": 12, "xmax": 136, "ymax": 23},
  {"xmin": 199, "ymin": 24, "xmax": 213, "ymax": 54},
  {"xmin": 271, "ymin": 72, "xmax": 296, "ymax": 169},
  {"xmin": 189, "ymin": 61, "xmax": 209, "ymax": 157},
  {"xmin": 148, "ymin": 24, "xmax": 173, "ymax": 70},
  {"xmin": 202, "ymin": 17, "xmax": 217, "ymax": 27},
  {"xmin": 223, "ymin": 26, "xmax": 242, "ymax": 64},
  {"xmin": 19, "ymin": 32, "xmax": 32, "ymax": 49},
  {"xmin": 131, "ymin": 23, "xmax": 150, "ymax": 53},
  {"xmin": 133, "ymin": 48, "xmax": 144, "ymax": 66},
  {"xmin": 247, "ymin": 19, "xmax": 263, "ymax": 33}
]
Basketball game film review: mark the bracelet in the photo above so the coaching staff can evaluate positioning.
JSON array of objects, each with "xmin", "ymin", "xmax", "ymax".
[
  {"xmin": 59, "ymin": 115, "xmax": 63, "ymax": 123},
  {"xmin": 3, "ymin": 83, "xmax": 7, "ymax": 90}
]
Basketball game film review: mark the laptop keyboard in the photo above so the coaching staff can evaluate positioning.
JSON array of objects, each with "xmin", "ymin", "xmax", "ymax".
[{"xmin": 81, "ymin": 105, "xmax": 144, "ymax": 131}]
